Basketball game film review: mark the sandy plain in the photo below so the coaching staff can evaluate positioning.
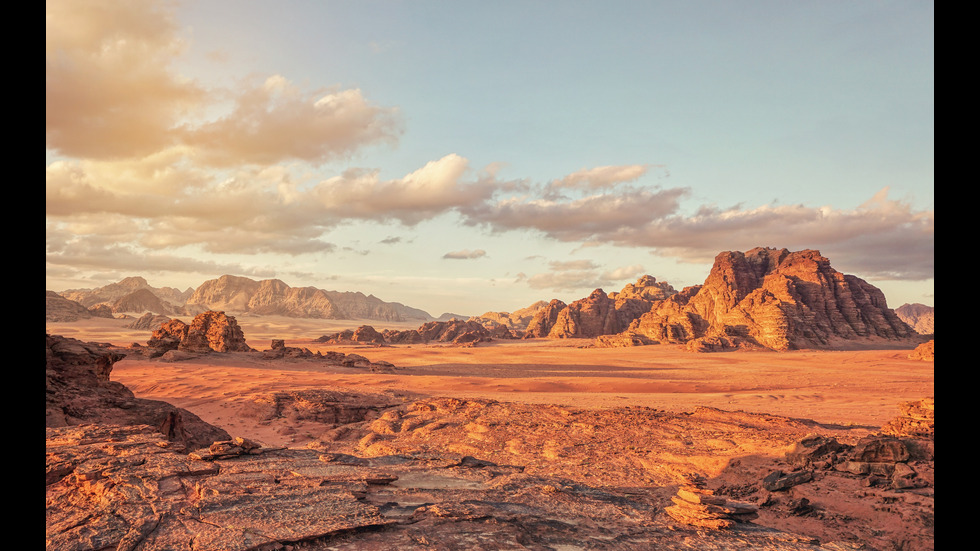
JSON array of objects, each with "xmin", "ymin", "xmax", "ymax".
[{"xmin": 46, "ymin": 315, "xmax": 934, "ymax": 450}]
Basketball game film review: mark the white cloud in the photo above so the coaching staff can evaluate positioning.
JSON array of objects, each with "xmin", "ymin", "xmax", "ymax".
[{"xmin": 443, "ymin": 249, "xmax": 487, "ymax": 260}]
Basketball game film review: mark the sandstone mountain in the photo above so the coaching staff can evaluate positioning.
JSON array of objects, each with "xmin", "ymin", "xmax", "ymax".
[
  {"xmin": 183, "ymin": 275, "xmax": 433, "ymax": 321},
  {"xmin": 54, "ymin": 274, "xmax": 436, "ymax": 322},
  {"xmin": 605, "ymin": 248, "xmax": 918, "ymax": 351},
  {"xmin": 895, "ymin": 303, "xmax": 935, "ymax": 335},
  {"xmin": 522, "ymin": 275, "xmax": 678, "ymax": 339},
  {"xmin": 59, "ymin": 276, "xmax": 193, "ymax": 309},
  {"xmin": 469, "ymin": 300, "xmax": 549, "ymax": 331},
  {"xmin": 46, "ymin": 291, "xmax": 114, "ymax": 322}
]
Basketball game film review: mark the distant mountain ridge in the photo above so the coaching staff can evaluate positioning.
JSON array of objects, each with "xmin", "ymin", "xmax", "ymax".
[
  {"xmin": 894, "ymin": 303, "xmax": 934, "ymax": 335},
  {"xmin": 54, "ymin": 274, "xmax": 435, "ymax": 322}
]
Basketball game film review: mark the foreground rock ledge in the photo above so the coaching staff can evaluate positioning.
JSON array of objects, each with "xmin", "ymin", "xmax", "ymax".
[{"xmin": 48, "ymin": 424, "xmax": 850, "ymax": 551}]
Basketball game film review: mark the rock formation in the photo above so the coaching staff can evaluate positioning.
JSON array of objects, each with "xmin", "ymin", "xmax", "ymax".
[
  {"xmin": 45, "ymin": 333, "xmax": 230, "ymax": 450},
  {"xmin": 610, "ymin": 248, "xmax": 918, "ymax": 351},
  {"xmin": 469, "ymin": 300, "xmax": 549, "ymax": 332},
  {"xmin": 318, "ymin": 319, "xmax": 517, "ymax": 346},
  {"xmin": 895, "ymin": 303, "xmax": 934, "ymax": 335},
  {"xmin": 665, "ymin": 477, "xmax": 759, "ymax": 529},
  {"xmin": 522, "ymin": 299, "xmax": 568, "ymax": 338},
  {"xmin": 145, "ymin": 311, "xmax": 251, "ymax": 355}
]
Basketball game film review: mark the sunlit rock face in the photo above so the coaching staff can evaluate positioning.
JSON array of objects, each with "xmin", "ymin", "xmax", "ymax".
[{"xmin": 618, "ymin": 247, "xmax": 917, "ymax": 351}]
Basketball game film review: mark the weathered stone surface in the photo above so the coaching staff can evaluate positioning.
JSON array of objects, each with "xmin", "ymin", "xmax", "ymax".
[
  {"xmin": 48, "ymin": 422, "xmax": 851, "ymax": 551},
  {"xmin": 546, "ymin": 278, "xmax": 674, "ymax": 339}
]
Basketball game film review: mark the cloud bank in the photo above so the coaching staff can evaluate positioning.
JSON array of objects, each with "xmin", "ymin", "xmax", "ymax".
[{"xmin": 45, "ymin": 0, "xmax": 934, "ymax": 292}]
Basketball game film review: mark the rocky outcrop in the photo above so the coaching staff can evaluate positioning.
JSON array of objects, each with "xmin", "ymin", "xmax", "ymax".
[
  {"xmin": 145, "ymin": 311, "xmax": 251, "ymax": 355},
  {"xmin": 522, "ymin": 299, "xmax": 568, "ymax": 338},
  {"xmin": 545, "ymin": 276, "xmax": 683, "ymax": 339},
  {"xmin": 45, "ymin": 334, "xmax": 230, "ymax": 449},
  {"xmin": 609, "ymin": 274, "xmax": 677, "ymax": 302},
  {"xmin": 881, "ymin": 398, "xmax": 934, "ymax": 439},
  {"xmin": 908, "ymin": 339, "xmax": 934, "ymax": 361},
  {"xmin": 895, "ymin": 303, "xmax": 934, "ymax": 335},
  {"xmin": 614, "ymin": 248, "xmax": 917, "ymax": 351},
  {"xmin": 547, "ymin": 289, "xmax": 622, "ymax": 338},
  {"xmin": 319, "ymin": 319, "xmax": 514, "ymax": 346},
  {"xmin": 470, "ymin": 300, "xmax": 549, "ymax": 332},
  {"xmin": 665, "ymin": 478, "xmax": 759, "ymax": 529}
]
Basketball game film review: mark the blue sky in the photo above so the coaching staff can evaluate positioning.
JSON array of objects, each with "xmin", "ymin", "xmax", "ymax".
[{"xmin": 46, "ymin": 0, "xmax": 933, "ymax": 317}]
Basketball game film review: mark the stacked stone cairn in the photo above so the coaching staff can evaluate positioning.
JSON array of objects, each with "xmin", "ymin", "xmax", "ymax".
[{"xmin": 664, "ymin": 475, "xmax": 759, "ymax": 529}]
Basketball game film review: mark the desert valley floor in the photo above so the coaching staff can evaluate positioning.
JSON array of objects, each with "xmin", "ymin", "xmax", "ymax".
[
  {"xmin": 47, "ymin": 316, "xmax": 934, "ymax": 447},
  {"xmin": 46, "ymin": 316, "xmax": 935, "ymax": 550}
]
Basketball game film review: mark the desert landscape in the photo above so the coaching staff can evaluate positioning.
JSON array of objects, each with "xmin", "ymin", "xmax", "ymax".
[
  {"xmin": 46, "ymin": 248, "xmax": 935, "ymax": 551},
  {"xmin": 47, "ymin": 2, "xmax": 933, "ymax": 549}
]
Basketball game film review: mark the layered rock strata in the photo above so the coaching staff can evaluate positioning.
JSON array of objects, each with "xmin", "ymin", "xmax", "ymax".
[{"xmin": 665, "ymin": 484, "xmax": 759, "ymax": 529}]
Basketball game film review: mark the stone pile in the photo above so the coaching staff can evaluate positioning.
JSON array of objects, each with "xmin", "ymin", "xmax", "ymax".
[{"xmin": 665, "ymin": 480, "xmax": 759, "ymax": 529}]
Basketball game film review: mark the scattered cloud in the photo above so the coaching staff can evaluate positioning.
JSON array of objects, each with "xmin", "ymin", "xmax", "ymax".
[
  {"xmin": 443, "ymin": 249, "xmax": 487, "ymax": 260},
  {"xmin": 524, "ymin": 259, "xmax": 647, "ymax": 293},
  {"xmin": 184, "ymin": 77, "xmax": 403, "ymax": 167}
]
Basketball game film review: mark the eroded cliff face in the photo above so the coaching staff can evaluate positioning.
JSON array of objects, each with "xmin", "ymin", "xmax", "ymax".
[{"xmin": 614, "ymin": 248, "xmax": 917, "ymax": 351}]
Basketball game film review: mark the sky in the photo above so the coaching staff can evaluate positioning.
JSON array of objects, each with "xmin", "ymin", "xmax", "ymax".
[{"xmin": 46, "ymin": 0, "xmax": 934, "ymax": 318}]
